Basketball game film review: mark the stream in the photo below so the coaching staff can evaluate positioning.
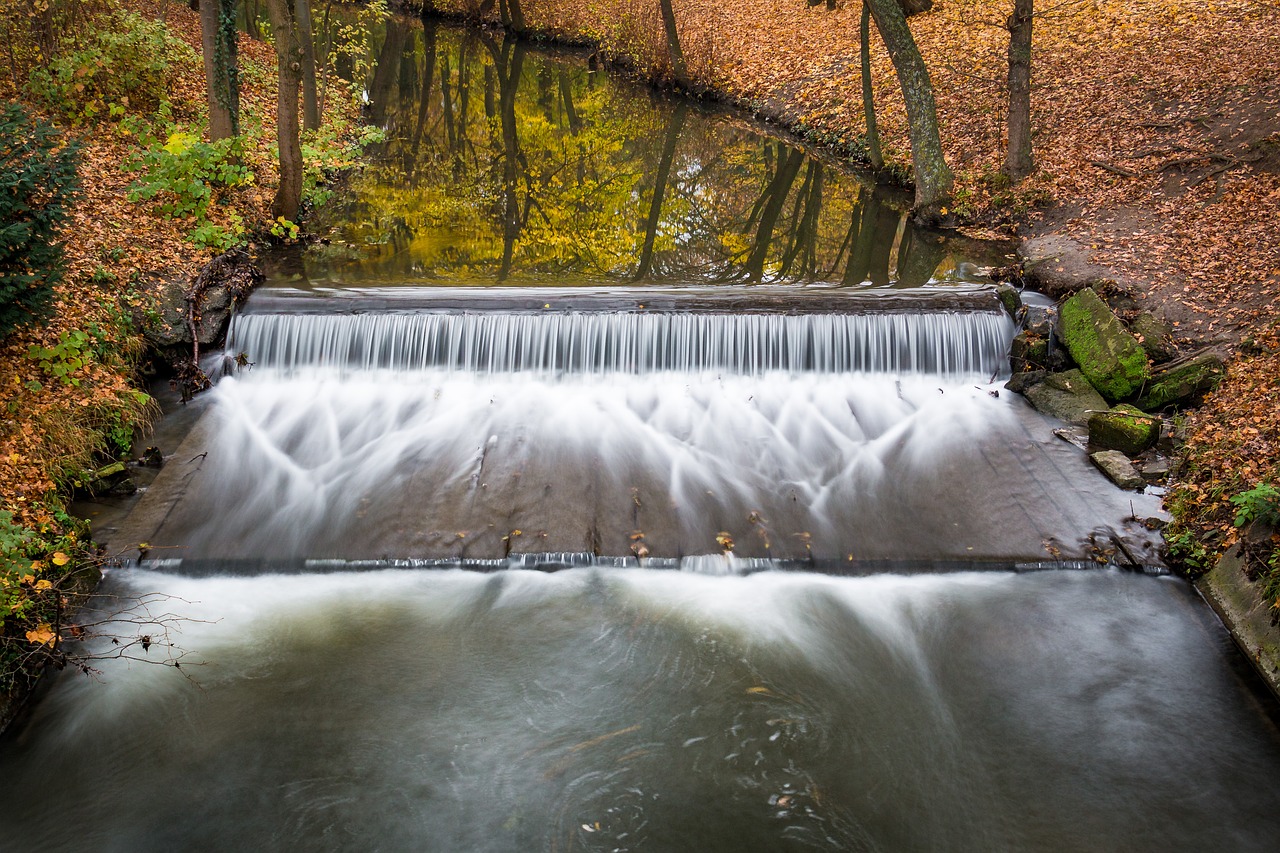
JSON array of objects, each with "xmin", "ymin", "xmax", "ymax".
[{"xmin": 2, "ymin": 18, "xmax": 1279, "ymax": 851}]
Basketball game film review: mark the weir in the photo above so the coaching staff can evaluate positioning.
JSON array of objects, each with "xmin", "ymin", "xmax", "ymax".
[
  {"xmin": 108, "ymin": 284, "xmax": 1163, "ymax": 564},
  {"xmin": 3, "ymin": 18, "xmax": 1278, "ymax": 853},
  {"xmin": 226, "ymin": 304, "xmax": 1015, "ymax": 378}
]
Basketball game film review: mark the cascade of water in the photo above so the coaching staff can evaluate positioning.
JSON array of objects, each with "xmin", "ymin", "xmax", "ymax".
[{"xmin": 226, "ymin": 310, "xmax": 1015, "ymax": 379}]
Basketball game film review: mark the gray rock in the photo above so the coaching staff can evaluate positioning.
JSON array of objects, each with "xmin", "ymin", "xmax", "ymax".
[
  {"xmin": 1130, "ymin": 313, "xmax": 1177, "ymax": 363},
  {"xmin": 193, "ymin": 284, "xmax": 234, "ymax": 345},
  {"xmin": 141, "ymin": 250, "xmax": 262, "ymax": 354},
  {"xmin": 1018, "ymin": 234, "xmax": 1115, "ymax": 299},
  {"xmin": 1023, "ymin": 369, "xmax": 1110, "ymax": 426},
  {"xmin": 143, "ymin": 278, "xmax": 192, "ymax": 349},
  {"xmin": 1006, "ymin": 369, "xmax": 1047, "ymax": 395},
  {"xmin": 1090, "ymin": 450, "xmax": 1146, "ymax": 490},
  {"xmin": 1140, "ymin": 456, "xmax": 1171, "ymax": 483},
  {"xmin": 1023, "ymin": 303, "xmax": 1057, "ymax": 331}
]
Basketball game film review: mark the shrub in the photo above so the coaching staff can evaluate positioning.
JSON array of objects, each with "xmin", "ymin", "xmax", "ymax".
[
  {"xmin": 0, "ymin": 103, "xmax": 80, "ymax": 339},
  {"xmin": 26, "ymin": 10, "xmax": 198, "ymax": 123},
  {"xmin": 1231, "ymin": 483, "xmax": 1280, "ymax": 528},
  {"xmin": 127, "ymin": 130, "xmax": 254, "ymax": 220},
  {"xmin": 127, "ymin": 130, "xmax": 252, "ymax": 249}
]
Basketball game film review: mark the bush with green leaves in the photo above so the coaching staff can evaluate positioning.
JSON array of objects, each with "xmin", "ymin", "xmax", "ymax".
[
  {"xmin": 0, "ymin": 103, "xmax": 80, "ymax": 340},
  {"xmin": 128, "ymin": 131, "xmax": 253, "ymax": 219},
  {"xmin": 127, "ymin": 130, "xmax": 253, "ymax": 249},
  {"xmin": 27, "ymin": 10, "xmax": 197, "ymax": 123},
  {"xmin": 1231, "ymin": 483, "xmax": 1280, "ymax": 529}
]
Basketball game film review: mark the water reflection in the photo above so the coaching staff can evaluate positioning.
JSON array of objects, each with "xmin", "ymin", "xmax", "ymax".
[{"xmin": 308, "ymin": 20, "xmax": 994, "ymax": 286}]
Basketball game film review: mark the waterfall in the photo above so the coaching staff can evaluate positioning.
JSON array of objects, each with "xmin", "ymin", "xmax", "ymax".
[{"xmin": 226, "ymin": 310, "xmax": 1016, "ymax": 379}]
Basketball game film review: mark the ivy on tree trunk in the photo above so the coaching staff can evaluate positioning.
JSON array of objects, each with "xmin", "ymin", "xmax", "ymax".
[{"xmin": 199, "ymin": 0, "xmax": 240, "ymax": 141}]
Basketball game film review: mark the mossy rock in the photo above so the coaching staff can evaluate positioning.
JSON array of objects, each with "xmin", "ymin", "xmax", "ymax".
[
  {"xmin": 1059, "ymin": 288, "xmax": 1149, "ymax": 402},
  {"xmin": 995, "ymin": 283, "xmax": 1022, "ymax": 320},
  {"xmin": 1136, "ymin": 351, "xmax": 1226, "ymax": 411},
  {"xmin": 1088, "ymin": 404, "xmax": 1159, "ymax": 455},
  {"xmin": 1023, "ymin": 368, "xmax": 1110, "ymax": 426},
  {"xmin": 1010, "ymin": 329, "xmax": 1070, "ymax": 373}
]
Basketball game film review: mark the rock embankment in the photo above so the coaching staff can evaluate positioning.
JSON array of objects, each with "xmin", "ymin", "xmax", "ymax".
[{"xmin": 1002, "ymin": 283, "xmax": 1224, "ymax": 494}]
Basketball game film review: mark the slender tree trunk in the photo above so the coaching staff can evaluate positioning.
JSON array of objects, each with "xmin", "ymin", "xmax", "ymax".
[
  {"xmin": 634, "ymin": 103, "xmax": 687, "ymax": 281},
  {"xmin": 843, "ymin": 193, "xmax": 879, "ymax": 285},
  {"xmin": 200, "ymin": 0, "xmax": 240, "ymax": 140},
  {"xmin": 866, "ymin": 203, "xmax": 899, "ymax": 285},
  {"xmin": 266, "ymin": 0, "xmax": 303, "ymax": 221},
  {"xmin": 456, "ymin": 36, "xmax": 473, "ymax": 165},
  {"xmin": 440, "ymin": 52, "xmax": 457, "ymax": 152},
  {"xmin": 658, "ymin": 0, "xmax": 688, "ymax": 87},
  {"xmin": 1004, "ymin": 0, "xmax": 1034, "ymax": 180},
  {"xmin": 779, "ymin": 162, "xmax": 824, "ymax": 279},
  {"xmin": 859, "ymin": 2, "xmax": 883, "ymax": 169},
  {"xmin": 483, "ymin": 64, "xmax": 496, "ymax": 119},
  {"xmin": 294, "ymin": 0, "xmax": 319, "ymax": 129},
  {"xmin": 865, "ymin": 0, "xmax": 952, "ymax": 215},
  {"xmin": 499, "ymin": 0, "xmax": 526, "ymax": 34},
  {"xmin": 318, "ymin": 0, "xmax": 333, "ymax": 117},
  {"xmin": 368, "ymin": 17, "xmax": 408, "ymax": 128}
]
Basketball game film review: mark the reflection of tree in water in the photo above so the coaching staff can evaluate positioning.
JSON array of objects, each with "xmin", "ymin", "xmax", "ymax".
[{"xmin": 311, "ymin": 19, "xmax": 963, "ymax": 287}]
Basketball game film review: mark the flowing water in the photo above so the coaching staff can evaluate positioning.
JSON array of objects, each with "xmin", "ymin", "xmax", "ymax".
[{"xmin": 3, "ymin": 18, "xmax": 1279, "ymax": 851}]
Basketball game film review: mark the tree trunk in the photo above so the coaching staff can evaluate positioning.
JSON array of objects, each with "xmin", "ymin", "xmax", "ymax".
[
  {"xmin": 440, "ymin": 53, "xmax": 457, "ymax": 152},
  {"xmin": 634, "ymin": 103, "xmax": 686, "ymax": 281},
  {"xmin": 294, "ymin": 0, "xmax": 320, "ymax": 130},
  {"xmin": 859, "ymin": 2, "xmax": 883, "ymax": 169},
  {"xmin": 895, "ymin": 221, "xmax": 947, "ymax": 286},
  {"xmin": 1004, "ymin": 0, "xmax": 1034, "ymax": 180},
  {"xmin": 658, "ymin": 0, "xmax": 688, "ymax": 87},
  {"xmin": 200, "ymin": 0, "xmax": 240, "ymax": 141},
  {"xmin": 499, "ymin": 0, "xmax": 526, "ymax": 34},
  {"xmin": 843, "ymin": 193, "xmax": 879, "ymax": 285},
  {"xmin": 865, "ymin": 202, "xmax": 899, "ymax": 285},
  {"xmin": 559, "ymin": 71, "xmax": 582, "ymax": 134},
  {"xmin": 779, "ymin": 161, "xmax": 824, "ymax": 279},
  {"xmin": 266, "ymin": 0, "xmax": 303, "ymax": 221},
  {"xmin": 865, "ymin": 0, "xmax": 952, "ymax": 216}
]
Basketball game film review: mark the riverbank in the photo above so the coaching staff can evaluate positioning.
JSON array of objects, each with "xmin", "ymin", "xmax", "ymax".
[{"xmin": 0, "ymin": 0, "xmax": 373, "ymax": 719}]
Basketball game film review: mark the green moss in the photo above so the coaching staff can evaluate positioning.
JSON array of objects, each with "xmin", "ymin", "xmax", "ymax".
[
  {"xmin": 1088, "ymin": 404, "xmax": 1159, "ymax": 455},
  {"xmin": 1059, "ymin": 288, "xmax": 1149, "ymax": 401},
  {"xmin": 1136, "ymin": 352, "xmax": 1226, "ymax": 411}
]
